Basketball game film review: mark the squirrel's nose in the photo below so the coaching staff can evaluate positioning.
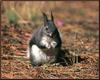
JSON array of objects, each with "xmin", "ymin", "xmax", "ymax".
[{"xmin": 49, "ymin": 32, "xmax": 52, "ymax": 37}]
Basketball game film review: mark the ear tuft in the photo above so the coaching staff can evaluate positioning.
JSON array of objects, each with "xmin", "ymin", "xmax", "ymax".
[
  {"xmin": 42, "ymin": 12, "xmax": 47, "ymax": 17},
  {"xmin": 42, "ymin": 12, "xmax": 48, "ymax": 25},
  {"xmin": 51, "ymin": 11, "xmax": 54, "ymax": 21}
]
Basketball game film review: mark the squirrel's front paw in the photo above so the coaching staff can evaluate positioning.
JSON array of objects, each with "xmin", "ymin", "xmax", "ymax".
[
  {"xmin": 51, "ymin": 41, "xmax": 57, "ymax": 48},
  {"xmin": 45, "ymin": 43, "xmax": 51, "ymax": 49}
]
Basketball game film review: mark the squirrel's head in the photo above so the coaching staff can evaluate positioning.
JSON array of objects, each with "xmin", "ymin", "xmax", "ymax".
[{"xmin": 42, "ymin": 12, "xmax": 57, "ymax": 37}]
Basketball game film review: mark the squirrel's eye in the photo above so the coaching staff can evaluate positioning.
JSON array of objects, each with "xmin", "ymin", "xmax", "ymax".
[{"xmin": 45, "ymin": 27, "xmax": 48, "ymax": 30}]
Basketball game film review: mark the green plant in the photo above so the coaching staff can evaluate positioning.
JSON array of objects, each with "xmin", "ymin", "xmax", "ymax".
[
  {"xmin": 6, "ymin": 9, "xmax": 19, "ymax": 24},
  {"xmin": 66, "ymin": 7, "xmax": 85, "ymax": 16},
  {"xmin": 30, "ymin": 12, "xmax": 38, "ymax": 22},
  {"xmin": 78, "ymin": 9, "xmax": 85, "ymax": 16}
]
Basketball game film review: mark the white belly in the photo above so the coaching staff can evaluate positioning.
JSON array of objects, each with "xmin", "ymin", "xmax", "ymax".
[
  {"xmin": 31, "ymin": 45, "xmax": 50, "ymax": 63},
  {"xmin": 27, "ymin": 44, "xmax": 58, "ymax": 65}
]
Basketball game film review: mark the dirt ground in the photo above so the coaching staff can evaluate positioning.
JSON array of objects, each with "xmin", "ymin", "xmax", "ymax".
[{"xmin": 1, "ymin": 1, "xmax": 99, "ymax": 79}]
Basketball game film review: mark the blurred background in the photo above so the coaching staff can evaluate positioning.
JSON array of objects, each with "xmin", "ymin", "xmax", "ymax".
[{"xmin": 1, "ymin": 1, "xmax": 99, "ymax": 26}]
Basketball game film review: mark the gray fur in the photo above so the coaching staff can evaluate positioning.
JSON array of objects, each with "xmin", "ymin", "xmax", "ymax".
[{"xmin": 27, "ymin": 12, "xmax": 62, "ymax": 66}]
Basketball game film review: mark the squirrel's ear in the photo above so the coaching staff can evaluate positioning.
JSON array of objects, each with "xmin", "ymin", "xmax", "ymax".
[
  {"xmin": 51, "ymin": 11, "xmax": 54, "ymax": 22},
  {"xmin": 42, "ymin": 12, "xmax": 48, "ymax": 24}
]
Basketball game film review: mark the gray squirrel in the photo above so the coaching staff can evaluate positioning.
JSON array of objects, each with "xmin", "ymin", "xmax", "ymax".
[{"xmin": 27, "ymin": 12, "xmax": 65, "ymax": 66}]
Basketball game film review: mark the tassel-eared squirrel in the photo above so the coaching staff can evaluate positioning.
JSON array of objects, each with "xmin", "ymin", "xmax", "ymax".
[{"xmin": 27, "ymin": 12, "xmax": 65, "ymax": 66}]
